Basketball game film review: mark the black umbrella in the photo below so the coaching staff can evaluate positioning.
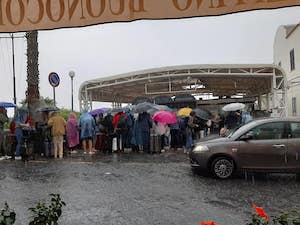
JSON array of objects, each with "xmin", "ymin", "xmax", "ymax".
[
  {"xmin": 174, "ymin": 94, "xmax": 196, "ymax": 103},
  {"xmin": 134, "ymin": 102, "xmax": 155, "ymax": 113},
  {"xmin": 36, "ymin": 106, "xmax": 60, "ymax": 112},
  {"xmin": 154, "ymin": 96, "xmax": 173, "ymax": 105},
  {"xmin": 132, "ymin": 96, "xmax": 152, "ymax": 105},
  {"xmin": 193, "ymin": 108, "xmax": 212, "ymax": 120}
]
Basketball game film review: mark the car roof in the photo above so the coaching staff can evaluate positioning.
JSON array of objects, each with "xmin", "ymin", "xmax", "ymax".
[
  {"xmin": 229, "ymin": 117, "xmax": 300, "ymax": 140},
  {"xmin": 252, "ymin": 117, "xmax": 300, "ymax": 123}
]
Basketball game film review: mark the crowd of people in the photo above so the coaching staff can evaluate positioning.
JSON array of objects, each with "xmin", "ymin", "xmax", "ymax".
[
  {"xmin": 62, "ymin": 108, "xmax": 252, "ymax": 155},
  {"xmin": 0, "ymin": 105, "xmax": 254, "ymax": 160}
]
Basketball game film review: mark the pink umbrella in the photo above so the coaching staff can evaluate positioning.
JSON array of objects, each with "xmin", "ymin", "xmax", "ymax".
[{"xmin": 152, "ymin": 110, "xmax": 178, "ymax": 124}]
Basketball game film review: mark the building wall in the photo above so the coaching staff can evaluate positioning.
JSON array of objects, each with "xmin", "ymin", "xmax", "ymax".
[{"xmin": 274, "ymin": 25, "xmax": 300, "ymax": 116}]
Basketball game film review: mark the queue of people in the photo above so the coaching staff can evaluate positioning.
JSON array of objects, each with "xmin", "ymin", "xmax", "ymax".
[
  {"xmin": 0, "ymin": 104, "xmax": 254, "ymax": 160},
  {"xmin": 88, "ymin": 109, "xmax": 210, "ymax": 154}
]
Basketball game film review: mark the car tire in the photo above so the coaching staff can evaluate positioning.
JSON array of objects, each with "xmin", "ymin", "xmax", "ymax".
[{"xmin": 211, "ymin": 157, "xmax": 235, "ymax": 179}]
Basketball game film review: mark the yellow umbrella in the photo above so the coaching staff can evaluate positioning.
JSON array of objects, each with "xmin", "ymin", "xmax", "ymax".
[{"xmin": 177, "ymin": 107, "xmax": 192, "ymax": 117}]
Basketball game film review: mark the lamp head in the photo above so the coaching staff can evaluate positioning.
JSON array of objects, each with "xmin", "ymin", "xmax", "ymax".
[{"xmin": 69, "ymin": 71, "xmax": 75, "ymax": 78}]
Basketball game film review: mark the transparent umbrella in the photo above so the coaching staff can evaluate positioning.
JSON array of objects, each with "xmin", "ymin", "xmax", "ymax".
[{"xmin": 222, "ymin": 103, "xmax": 245, "ymax": 112}]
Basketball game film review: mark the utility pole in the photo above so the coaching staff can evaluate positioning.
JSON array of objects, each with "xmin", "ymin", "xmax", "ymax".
[
  {"xmin": 11, "ymin": 33, "xmax": 16, "ymax": 104},
  {"xmin": 0, "ymin": 33, "xmax": 25, "ymax": 105}
]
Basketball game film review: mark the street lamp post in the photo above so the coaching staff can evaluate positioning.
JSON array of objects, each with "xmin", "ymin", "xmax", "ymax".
[
  {"xmin": 11, "ymin": 33, "xmax": 16, "ymax": 105},
  {"xmin": 69, "ymin": 71, "xmax": 75, "ymax": 111}
]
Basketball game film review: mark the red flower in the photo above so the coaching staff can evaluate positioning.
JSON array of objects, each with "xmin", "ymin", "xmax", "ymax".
[
  {"xmin": 200, "ymin": 221, "xmax": 220, "ymax": 225},
  {"xmin": 253, "ymin": 205, "xmax": 269, "ymax": 220}
]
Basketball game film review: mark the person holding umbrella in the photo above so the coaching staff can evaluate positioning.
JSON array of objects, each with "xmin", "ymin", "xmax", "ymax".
[
  {"xmin": 102, "ymin": 113, "xmax": 114, "ymax": 154},
  {"xmin": 0, "ymin": 107, "xmax": 8, "ymax": 157},
  {"xmin": 185, "ymin": 111, "xmax": 198, "ymax": 154},
  {"xmin": 222, "ymin": 103, "xmax": 245, "ymax": 132},
  {"xmin": 0, "ymin": 103, "xmax": 16, "ymax": 158},
  {"xmin": 138, "ymin": 112, "xmax": 152, "ymax": 153},
  {"xmin": 169, "ymin": 120, "xmax": 181, "ymax": 152},
  {"xmin": 13, "ymin": 108, "xmax": 30, "ymax": 160},
  {"xmin": 112, "ymin": 111, "xmax": 128, "ymax": 153},
  {"xmin": 224, "ymin": 110, "xmax": 242, "ymax": 130}
]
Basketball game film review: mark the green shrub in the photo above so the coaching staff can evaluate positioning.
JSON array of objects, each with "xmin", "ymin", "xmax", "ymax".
[
  {"xmin": 0, "ymin": 202, "xmax": 16, "ymax": 225},
  {"xmin": 28, "ymin": 194, "xmax": 66, "ymax": 225},
  {"xmin": 273, "ymin": 210, "xmax": 300, "ymax": 225}
]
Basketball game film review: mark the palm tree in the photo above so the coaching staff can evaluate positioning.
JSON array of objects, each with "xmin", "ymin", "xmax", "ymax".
[{"xmin": 25, "ymin": 31, "xmax": 40, "ymax": 121}]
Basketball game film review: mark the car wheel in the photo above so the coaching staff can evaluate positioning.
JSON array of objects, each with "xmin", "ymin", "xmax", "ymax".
[{"xmin": 211, "ymin": 157, "xmax": 235, "ymax": 179}]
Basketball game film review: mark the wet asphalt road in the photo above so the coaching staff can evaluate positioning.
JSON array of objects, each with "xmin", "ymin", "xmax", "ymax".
[{"xmin": 0, "ymin": 152, "xmax": 299, "ymax": 225}]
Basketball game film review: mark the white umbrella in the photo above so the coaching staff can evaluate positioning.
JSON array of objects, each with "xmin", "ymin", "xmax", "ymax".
[{"xmin": 222, "ymin": 103, "xmax": 245, "ymax": 112}]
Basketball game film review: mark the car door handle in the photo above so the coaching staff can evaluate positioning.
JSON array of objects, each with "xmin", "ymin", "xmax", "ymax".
[{"xmin": 273, "ymin": 144, "xmax": 285, "ymax": 148}]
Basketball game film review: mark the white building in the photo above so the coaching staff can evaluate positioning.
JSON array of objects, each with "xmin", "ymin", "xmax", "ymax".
[{"xmin": 274, "ymin": 24, "xmax": 300, "ymax": 116}]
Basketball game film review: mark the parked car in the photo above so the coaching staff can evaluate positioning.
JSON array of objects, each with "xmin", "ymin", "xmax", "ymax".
[{"xmin": 189, "ymin": 117, "xmax": 300, "ymax": 179}]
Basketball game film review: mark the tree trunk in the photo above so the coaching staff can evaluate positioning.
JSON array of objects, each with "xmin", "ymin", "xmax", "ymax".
[{"xmin": 26, "ymin": 31, "xmax": 41, "ymax": 122}]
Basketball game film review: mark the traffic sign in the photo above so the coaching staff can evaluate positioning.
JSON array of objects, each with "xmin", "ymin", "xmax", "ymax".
[{"xmin": 48, "ymin": 72, "xmax": 60, "ymax": 87}]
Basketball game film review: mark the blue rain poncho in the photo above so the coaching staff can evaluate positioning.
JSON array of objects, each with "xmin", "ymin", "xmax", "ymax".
[
  {"xmin": 78, "ymin": 111, "xmax": 96, "ymax": 140},
  {"xmin": 131, "ymin": 119, "xmax": 143, "ymax": 146}
]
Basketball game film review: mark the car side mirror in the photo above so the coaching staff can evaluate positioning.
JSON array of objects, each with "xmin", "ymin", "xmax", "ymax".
[{"xmin": 240, "ymin": 131, "xmax": 254, "ymax": 141}]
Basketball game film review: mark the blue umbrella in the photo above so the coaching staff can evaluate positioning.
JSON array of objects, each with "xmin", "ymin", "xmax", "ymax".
[
  {"xmin": 89, "ymin": 108, "xmax": 109, "ymax": 116},
  {"xmin": 0, "ymin": 102, "xmax": 16, "ymax": 108}
]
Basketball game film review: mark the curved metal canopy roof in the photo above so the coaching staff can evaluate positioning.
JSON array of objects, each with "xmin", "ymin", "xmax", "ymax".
[{"xmin": 79, "ymin": 64, "xmax": 286, "ymax": 115}]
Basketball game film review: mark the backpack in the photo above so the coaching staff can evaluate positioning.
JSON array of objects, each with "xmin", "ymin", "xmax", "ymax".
[{"xmin": 117, "ymin": 115, "xmax": 127, "ymax": 129}]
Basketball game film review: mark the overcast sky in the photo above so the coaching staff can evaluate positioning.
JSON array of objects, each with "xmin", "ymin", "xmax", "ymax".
[{"xmin": 0, "ymin": 6, "xmax": 300, "ymax": 115}]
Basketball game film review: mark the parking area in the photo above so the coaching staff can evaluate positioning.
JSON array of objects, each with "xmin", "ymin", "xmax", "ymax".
[{"xmin": 0, "ymin": 152, "xmax": 299, "ymax": 225}]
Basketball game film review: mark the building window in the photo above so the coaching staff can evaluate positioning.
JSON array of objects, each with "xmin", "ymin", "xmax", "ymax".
[
  {"xmin": 290, "ymin": 49, "xmax": 295, "ymax": 71},
  {"xmin": 292, "ymin": 97, "xmax": 297, "ymax": 116}
]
